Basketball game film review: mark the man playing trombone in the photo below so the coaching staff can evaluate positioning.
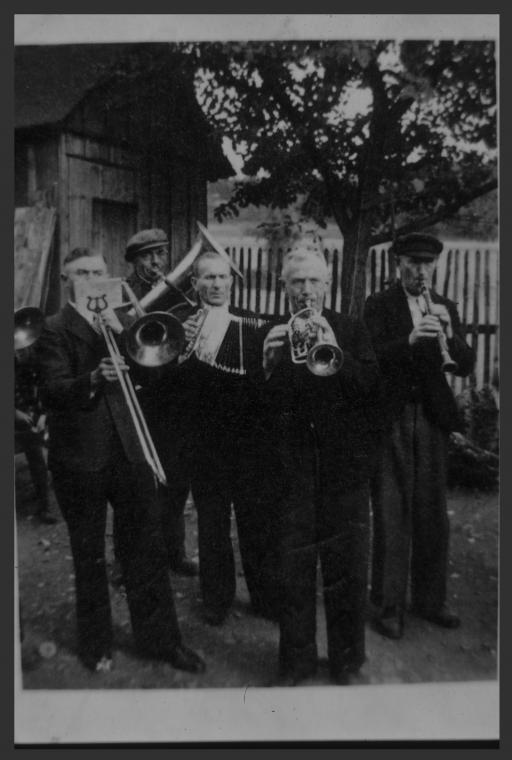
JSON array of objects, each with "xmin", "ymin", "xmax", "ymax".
[
  {"xmin": 257, "ymin": 245, "xmax": 381, "ymax": 685},
  {"xmin": 363, "ymin": 233, "xmax": 475, "ymax": 640},
  {"xmin": 35, "ymin": 247, "xmax": 205, "ymax": 674}
]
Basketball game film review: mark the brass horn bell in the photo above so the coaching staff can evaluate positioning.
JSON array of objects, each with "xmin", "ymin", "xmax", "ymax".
[
  {"xmin": 14, "ymin": 307, "xmax": 45, "ymax": 351},
  {"xmin": 124, "ymin": 311, "xmax": 185, "ymax": 368}
]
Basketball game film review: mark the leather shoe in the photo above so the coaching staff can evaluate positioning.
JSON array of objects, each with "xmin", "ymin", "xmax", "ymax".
[
  {"xmin": 169, "ymin": 557, "xmax": 199, "ymax": 577},
  {"xmin": 374, "ymin": 608, "xmax": 404, "ymax": 640},
  {"xmin": 202, "ymin": 608, "xmax": 227, "ymax": 626},
  {"xmin": 277, "ymin": 662, "xmax": 317, "ymax": 686},
  {"xmin": 36, "ymin": 511, "xmax": 57, "ymax": 525},
  {"xmin": 412, "ymin": 606, "xmax": 460, "ymax": 629},
  {"xmin": 164, "ymin": 644, "xmax": 206, "ymax": 673},
  {"xmin": 80, "ymin": 651, "xmax": 113, "ymax": 672}
]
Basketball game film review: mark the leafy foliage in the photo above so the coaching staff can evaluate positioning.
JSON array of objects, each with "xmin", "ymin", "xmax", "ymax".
[{"xmin": 185, "ymin": 40, "xmax": 497, "ymax": 313}]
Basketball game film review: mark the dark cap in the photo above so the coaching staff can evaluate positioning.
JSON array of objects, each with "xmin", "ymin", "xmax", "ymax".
[
  {"xmin": 391, "ymin": 232, "xmax": 443, "ymax": 260},
  {"xmin": 125, "ymin": 228, "xmax": 169, "ymax": 262}
]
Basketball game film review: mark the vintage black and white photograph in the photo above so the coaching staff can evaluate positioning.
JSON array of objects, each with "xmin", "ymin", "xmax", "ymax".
[{"xmin": 14, "ymin": 13, "xmax": 499, "ymax": 744}]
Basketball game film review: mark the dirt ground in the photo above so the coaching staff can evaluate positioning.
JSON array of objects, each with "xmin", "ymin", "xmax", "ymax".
[{"xmin": 15, "ymin": 452, "xmax": 498, "ymax": 690}]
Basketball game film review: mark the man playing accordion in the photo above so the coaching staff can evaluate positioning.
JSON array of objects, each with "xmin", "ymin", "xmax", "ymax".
[{"xmin": 153, "ymin": 249, "xmax": 272, "ymax": 626}]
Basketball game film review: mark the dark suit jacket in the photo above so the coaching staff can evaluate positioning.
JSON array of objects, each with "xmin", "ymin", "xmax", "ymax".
[
  {"xmin": 143, "ymin": 305, "xmax": 262, "ymax": 463},
  {"xmin": 253, "ymin": 309, "xmax": 382, "ymax": 491},
  {"xmin": 363, "ymin": 282, "xmax": 475, "ymax": 433},
  {"xmin": 37, "ymin": 303, "xmax": 145, "ymax": 472}
]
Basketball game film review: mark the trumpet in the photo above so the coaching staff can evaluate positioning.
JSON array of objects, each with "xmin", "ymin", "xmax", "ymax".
[
  {"xmin": 420, "ymin": 283, "xmax": 458, "ymax": 373},
  {"xmin": 288, "ymin": 301, "xmax": 343, "ymax": 377}
]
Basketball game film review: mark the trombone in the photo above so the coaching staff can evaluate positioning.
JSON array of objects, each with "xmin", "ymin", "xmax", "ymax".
[{"xmin": 87, "ymin": 294, "xmax": 171, "ymax": 487}]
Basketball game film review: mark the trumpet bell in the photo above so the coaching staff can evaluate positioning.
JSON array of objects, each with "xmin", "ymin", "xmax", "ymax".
[
  {"xmin": 307, "ymin": 343, "xmax": 344, "ymax": 377},
  {"xmin": 14, "ymin": 307, "xmax": 44, "ymax": 351},
  {"xmin": 125, "ymin": 312, "xmax": 185, "ymax": 367}
]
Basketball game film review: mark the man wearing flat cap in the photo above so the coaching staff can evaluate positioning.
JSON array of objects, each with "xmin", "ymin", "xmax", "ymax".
[
  {"xmin": 123, "ymin": 228, "xmax": 198, "ymax": 578},
  {"xmin": 364, "ymin": 232, "xmax": 474, "ymax": 639},
  {"xmin": 125, "ymin": 228, "xmax": 175, "ymax": 304}
]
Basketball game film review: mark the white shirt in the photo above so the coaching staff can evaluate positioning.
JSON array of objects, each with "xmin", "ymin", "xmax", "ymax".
[
  {"xmin": 194, "ymin": 303, "xmax": 231, "ymax": 365},
  {"xmin": 404, "ymin": 288, "xmax": 427, "ymax": 327}
]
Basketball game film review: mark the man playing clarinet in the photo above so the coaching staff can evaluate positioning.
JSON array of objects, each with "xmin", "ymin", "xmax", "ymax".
[{"xmin": 364, "ymin": 233, "xmax": 475, "ymax": 640}]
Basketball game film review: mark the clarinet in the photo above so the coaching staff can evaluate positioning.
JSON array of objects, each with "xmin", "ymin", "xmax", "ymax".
[{"xmin": 420, "ymin": 284, "xmax": 458, "ymax": 373}]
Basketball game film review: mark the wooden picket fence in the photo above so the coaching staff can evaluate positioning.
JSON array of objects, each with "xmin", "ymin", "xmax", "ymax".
[{"xmin": 223, "ymin": 238, "xmax": 499, "ymax": 393}]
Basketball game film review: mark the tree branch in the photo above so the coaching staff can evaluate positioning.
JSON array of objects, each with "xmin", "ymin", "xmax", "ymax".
[{"xmin": 369, "ymin": 179, "xmax": 498, "ymax": 245}]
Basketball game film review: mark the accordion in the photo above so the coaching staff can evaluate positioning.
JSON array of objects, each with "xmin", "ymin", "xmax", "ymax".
[{"xmin": 179, "ymin": 305, "xmax": 270, "ymax": 376}]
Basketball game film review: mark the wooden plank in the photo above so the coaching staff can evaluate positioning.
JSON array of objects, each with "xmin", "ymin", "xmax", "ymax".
[
  {"xmin": 264, "ymin": 248, "xmax": 273, "ymax": 316},
  {"xmin": 443, "ymin": 248, "xmax": 452, "ymax": 298},
  {"xmin": 470, "ymin": 249, "xmax": 481, "ymax": 388},
  {"xmin": 273, "ymin": 248, "xmax": 283, "ymax": 316},
  {"xmin": 452, "ymin": 248, "xmax": 460, "ymax": 305},
  {"xmin": 237, "ymin": 248, "xmax": 245, "ymax": 310},
  {"xmin": 14, "ymin": 205, "xmax": 56, "ymax": 310},
  {"xmin": 483, "ymin": 248, "xmax": 491, "ymax": 385},
  {"xmin": 462, "ymin": 249, "xmax": 469, "ymax": 328},
  {"xmin": 331, "ymin": 249, "xmax": 339, "ymax": 311},
  {"xmin": 246, "ymin": 247, "xmax": 253, "ymax": 312},
  {"xmin": 255, "ymin": 247, "xmax": 263, "ymax": 315},
  {"xmin": 370, "ymin": 248, "xmax": 376, "ymax": 295},
  {"xmin": 379, "ymin": 249, "xmax": 386, "ymax": 291}
]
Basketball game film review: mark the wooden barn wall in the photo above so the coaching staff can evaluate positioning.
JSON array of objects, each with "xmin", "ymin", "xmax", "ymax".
[
  {"xmin": 58, "ymin": 133, "xmax": 207, "ymax": 287},
  {"xmin": 59, "ymin": 133, "xmax": 141, "ymax": 282},
  {"xmin": 15, "ymin": 135, "xmax": 59, "ymax": 207}
]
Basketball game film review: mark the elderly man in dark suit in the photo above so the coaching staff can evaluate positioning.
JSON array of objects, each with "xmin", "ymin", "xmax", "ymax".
[
  {"xmin": 257, "ymin": 247, "xmax": 381, "ymax": 686},
  {"xmin": 124, "ymin": 228, "xmax": 197, "ymax": 577},
  {"xmin": 364, "ymin": 233, "xmax": 475, "ymax": 640},
  {"xmin": 36, "ymin": 247, "xmax": 205, "ymax": 674}
]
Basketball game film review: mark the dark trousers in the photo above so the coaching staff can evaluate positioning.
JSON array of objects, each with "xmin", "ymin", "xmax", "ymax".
[
  {"xmin": 370, "ymin": 402, "xmax": 450, "ymax": 614},
  {"xmin": 160, "ymin": 447, "xmax": 191, "ymax": 567},
  {"xmin": 15, "ymin": 429, "xmax": 50, "ymax": 513},
  {"xmin": 191, "ymin": 443, "xmax": 277, "ymax": 616},
  {"xmin": 51, "ymin": 453, "xmax": 181, "ymax": 662},
  {"xmin": 278, "ymin": 443, "xmax": 370, "ymax": 676}
]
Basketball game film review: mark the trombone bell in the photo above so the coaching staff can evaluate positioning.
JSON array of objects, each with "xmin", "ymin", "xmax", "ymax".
[
  {"xmin": 14, "ymin": 307, "xmax": 44, "ymax": 351},
  {"xmin": 125, "ymin": 312, "xmax": 185, "ymax": 367}
]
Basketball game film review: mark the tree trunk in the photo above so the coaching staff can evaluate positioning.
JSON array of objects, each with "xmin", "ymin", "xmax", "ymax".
[{"xmin": 338, "ymin": 217, "xmax": 373, "ymax": 318}]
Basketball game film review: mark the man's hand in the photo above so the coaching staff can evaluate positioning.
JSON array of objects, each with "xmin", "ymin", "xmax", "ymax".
[
  {"xmin": 409, "ymin": 315, "xmax": 445, "ymax": 346},
  {"xmin": 90, "ymin": 356, "xmax": 129, "ymax": 387},
  {"xmin": 182, "ymin": 312, "xmax": 204, "ymax": 346},
  {"xmin": 15, "ymin": 409, "xmax": 33, "ymax": 429},
  {"xmin": 262, "ymin": 324, "xmax": 288, "ymax": 379},
  {"xmin": 427, "ymin": 303, "xmax": 453, "ymax": 338},
  {"xmin": 312, "ymin": 315, "xmax": 339, "ymax": 348}
]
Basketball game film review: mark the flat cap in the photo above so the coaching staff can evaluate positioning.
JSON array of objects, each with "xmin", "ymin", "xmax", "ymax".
[
  {"xmin": 125, "ymin": 228, "xmax": 169, "ymax": 262},
  {"xmin": 391, "ymin": 232, "xmax": 443, "ymax": 259}
]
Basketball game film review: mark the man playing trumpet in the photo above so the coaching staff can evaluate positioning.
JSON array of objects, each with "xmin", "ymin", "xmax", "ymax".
[
  {"xmin": 257, "ymin": 246, "xmax": 381, "ymax": 685},
  {"xmin": 363, "ymin": 233, "xmax": 475, "ymax": 640}
]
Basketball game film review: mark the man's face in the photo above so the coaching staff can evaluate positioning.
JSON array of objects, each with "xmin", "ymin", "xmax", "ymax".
[
  {"xmin": 134, "ymin": 246, "xmax": 169, "ymax": 283},
  {"xmin": 61, "ymin": 255, "xmax": 108, "ymax": 301},
  {"xmin": 399, "ymin": 254, "xmax": 437, "ymax": 296},
  {"xmin": 284, "ymin": 257, "xmax": 330, "ymax": 313},
  {"xmin": 191, "ymin": 256, "xmax": 232, "ymax": 306}
]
